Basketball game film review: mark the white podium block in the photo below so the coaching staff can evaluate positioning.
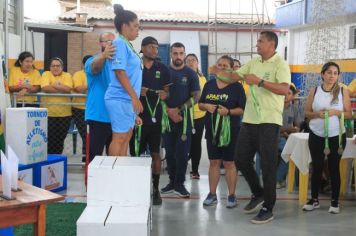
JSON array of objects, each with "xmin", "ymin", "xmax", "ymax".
[
  {"xmin": 77, "ymin": 206, "xmax": 151, "ymax": 236},
  {"xmin": 6, "ymin": 108, "xmax": 48, "ymax": 164},
  {"xmin": 87, "ymin": 156, "xmax": 152, "ymax": 207}
]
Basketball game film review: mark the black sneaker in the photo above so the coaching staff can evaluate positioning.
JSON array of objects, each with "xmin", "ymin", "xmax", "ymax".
[
  {"xmin": 302, "ymin": 199, "xmax": 320, "ymax": 211},
  {"xmin": 161, "ymin": 182, "xmax": 174, "ymax": 194},
  {"xmin": 174, "ymin": 185, "xmax": 190, "ymax": 198},
  {"xmin": 251, "ymin": 207, "xmax": 274, "ymax": 224},
  {"xmin": 244, "ymin": 195, "xmax": 264, "ymax": 214},
  {"xmin": 152, "ymin": 189, "xmax": 162, "ymax": 205}
]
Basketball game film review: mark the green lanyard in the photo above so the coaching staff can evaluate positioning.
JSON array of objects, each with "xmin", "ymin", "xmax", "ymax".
[
  {"xmin": 119, "ymin": 34, "xmax": 143, "ymax": 68},
  {"xmin": 145, "ymin": 96, "xmax": 160, "ymax": 123},
  {"xmin": 161, "ymin": 101, "xmax": 171, "ymax": 133},
  {"xmin": 190, "ymin": 97, "xmax": 195, "ymax": 134},
  {"xmin": 211, "ymin": 112, "xmax": 221, "ymax": 145},
  {"xmin": 324, "ymin": 111, "xmax": 330, "ymax": 156},
  {"xmin": 219, "ymin": 116, "xmax": 231, "ymax": 147},
  {"xmin": 250, "ymin": 85, "xmax": 261, "ymax": 119},
  {"xmin": 338, "ymin": 112, "xmax": 344, "ymax": 155},
  {"xmin": 181, "ymin": 104, "xmax": 188, "ymax": 141},
  {"xmin": 134, "ymin": 125, "xmax": 142, "ymax": 156},
  {"xmin": 211, "ymin": 111, "xmax": 231, "ymax": 147}
]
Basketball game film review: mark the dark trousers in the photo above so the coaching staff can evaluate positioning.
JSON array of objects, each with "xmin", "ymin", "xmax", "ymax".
[
  {"xmin": 235, "ymin": 123, "xmax": 280, "ymax": 211},
  {"xmin": 72, "ymin": 107, "xmax": 86, "ymax": 155},
  {"xmin": 48, "ymin": 116, "xmax": 72, "ymax": 154},
  {"xmin": 163, "ymin": 121, "xmax": 192, "ymax": 186},
  {"xmin": 189, "ymin": 117, "xmax": 205, "ymax": 173},
  {"xmin": 87, "ymin": 120, "xmax": 112, "ymax": 163},
  {"xmin": 309, "ymin": 132, "xmax": 346, "ymax": 201}
]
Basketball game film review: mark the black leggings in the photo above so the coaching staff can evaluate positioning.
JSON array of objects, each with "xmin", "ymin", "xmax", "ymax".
[
  {"xmin": 189, "ymin": 117, "xmax": 205, "ymax": 173},
  {"xmin": 72, "ymin": 107, "xmax": 86, "ymax": 155},
  {"xmin": 48, "ymin": 116, "xmax": 72, "ymax": 154},
  {"xmin": 308, "ymin": 132, "xmax": 346, "ymax": 201}
]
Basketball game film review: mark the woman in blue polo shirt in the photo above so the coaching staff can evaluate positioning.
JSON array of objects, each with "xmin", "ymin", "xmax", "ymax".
[
  {"xmin": 105, "ymin": 4, "xmax": 143, "ymax": 156},
  {"xmin": 199, "ymin": 55, "xmax": 246, "ymax": 208}
]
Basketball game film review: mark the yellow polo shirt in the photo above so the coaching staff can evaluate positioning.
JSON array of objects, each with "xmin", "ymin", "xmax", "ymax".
[
  {"xmin": 41, "ymin": 71, "xmax": 73, "ymax": 117},
  {"xmin": 72, "ymin": 70, "xmax": 87, "ymax": 110},
  {"xmin": 9, "ymin": 67, "xmax": 41, "ymax": 103},
  {"xmin": 237, "ymin": 53, "xmax": 291, "ymax": 125},
  {"xmin": 194, "ymin": 74, "xmax": 207, "ymax": 119}
]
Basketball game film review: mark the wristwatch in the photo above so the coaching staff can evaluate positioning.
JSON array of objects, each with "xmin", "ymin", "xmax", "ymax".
[{"xmin": 258, "ymin": 79, "xmax": 265, "ymax": 87}]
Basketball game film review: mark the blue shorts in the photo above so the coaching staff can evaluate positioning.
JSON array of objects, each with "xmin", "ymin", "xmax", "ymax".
[{"xmin": 105, "ymin": 99, "xmax": 136, "ymax": 133}]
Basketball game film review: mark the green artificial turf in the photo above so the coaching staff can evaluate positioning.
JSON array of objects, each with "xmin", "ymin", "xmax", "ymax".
[{"xmin": 15, "ymin": 202, "xmax": 86, "ymax": 236}]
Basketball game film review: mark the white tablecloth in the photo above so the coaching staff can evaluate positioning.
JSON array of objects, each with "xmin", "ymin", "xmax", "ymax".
[{"xmin": 281, "ymin": 133, "xmax": 356, "ymax": 175}]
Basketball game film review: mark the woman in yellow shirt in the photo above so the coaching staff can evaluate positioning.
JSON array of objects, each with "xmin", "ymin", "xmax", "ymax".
[
  {"xmin": 41, "ymin": 57, "xmax": 73, "ymax": 154},
  {"xmin": 8, "ymin": 51, "xmax": 41, "ymax": 107},
  {"xmin": 185, "ymin": 53, "xmax": 207, "ymax": 179}
]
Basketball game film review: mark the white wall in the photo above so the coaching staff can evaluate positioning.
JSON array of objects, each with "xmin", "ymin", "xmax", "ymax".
[
  {"xmin": 288, "ymin": 23, "xmax": 356, "ymax": 65},
  {"xmin": 25, "ymin": 31, "xmax": 45, "ymax": 62}
]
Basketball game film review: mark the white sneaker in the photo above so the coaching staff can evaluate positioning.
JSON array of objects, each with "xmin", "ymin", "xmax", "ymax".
[
  {"xmin": 302, "ymin": 199, "xmax": 320, "ymax": 211},
  {"xmin": 328, "ymin": 205, "xmax": 340, "ymax": 214}
]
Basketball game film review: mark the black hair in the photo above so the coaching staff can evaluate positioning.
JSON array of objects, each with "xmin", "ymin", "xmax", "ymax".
[
  {"xmin": 113, "ymin": 4, "xmax": 138, "ymax": 33},
  {"xmin": 185, "ymin": 53, "xmax": 203, "ymax": 76},
  {"xmin": 233, "ymin": 59, "xmax": 241, "ymax": 66},
  {"xmin": 321, "ymin": 61, "xmax": 341, "ymax": 104},
  {"xmin": 82, "ymin": 55, "xmax": 92, "ymax": 65},
  {"xmin": 185, "ymin": 53, "xmax": 198, "ymax": 62},
  {"xmin": 14, "ymin": 51, "xmax": 34, "ymax": 67},
  {"xmin": 260, "ymin": 31, "xmax": 278, "ymax": 49},
  {"xmin": 289, "ymin": 85, "xmax": 297, "ymax": 94},
  {"xmin": 218, "ymin": 55, "xmax": 234, "ymax": 68},
  {"xmin": 48, "ymin": 57, "xmax": 64, "ymax": 70},
  {"xmin": 170, "ymin": 42, "xmax": 185, "ymax": 51}
]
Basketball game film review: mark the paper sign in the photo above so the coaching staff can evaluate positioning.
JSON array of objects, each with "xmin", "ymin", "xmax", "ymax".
[
  {"xmin": 1, "ymin": 151, "xmax": 12, "ymax": 199},
  {"xmin": 8, "ymin": 145, "xmax": 19, "ymax": 190}
]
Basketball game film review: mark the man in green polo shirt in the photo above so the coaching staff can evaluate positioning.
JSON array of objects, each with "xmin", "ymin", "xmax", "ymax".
[{"xmin": 210, "ymin": 31, "xmax": 291, "ymax": 224}]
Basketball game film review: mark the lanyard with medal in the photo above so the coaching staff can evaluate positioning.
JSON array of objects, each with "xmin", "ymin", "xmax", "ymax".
[
  {"xmin": 134, "ymin": 125, "xmax": 142, "ymax": 156},
  {"xmin": 211, "ymin": 105, "xmax": 231, "ymax": 147},
  {"xmin": 119, "ymin": 34, "xmax": 143, "ymax": 69},
  {"xmin": 181, "ymin": 98, "xmax": 195, "ymax": 141},
  {"xmin": 324, "ymin": 111, "xmax": 330, "ymax": 156},
  {"xmin": 145, "ymin": 71, "xmax": 162, "ymax": 123}
]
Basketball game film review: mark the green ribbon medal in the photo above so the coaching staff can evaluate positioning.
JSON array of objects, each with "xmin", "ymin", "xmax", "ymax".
[
  {"xmin": 145, "ymin": 96, "xmax": 160, "ymax": 123},
  {"xmin": 134, "ymin": 125, "xmax": 142, "ymax": 156},
  {"xmin": 338, "ymin": 112, "xmax": 344, "ymax": 155},
  {"xmin": 119, "ymin": 34, "xmax": 143, "ymax": 69},
  {"xmin": 211, "ymin": 107, "xmax": 231, "ymax": 147},
  {"xmin": 181, "ymin": 104, "xmax": 188, "ymax": 141},
  {"xmin": 161, "ymin": 101, "xmax": 171, "ymax": 133},
  {"xmin": 250, "ymin": 85, "xmax": 261, "ymax": 119},
  {"xmin": 190, "ymin": 97, "xmax": 195, "ymax": 134},
  {"xmin": 324, "ymin": 111, "xmax": 330, "ymax": 156}
]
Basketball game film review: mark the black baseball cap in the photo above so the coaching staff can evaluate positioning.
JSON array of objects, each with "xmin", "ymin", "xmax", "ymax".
[
  {"xmin": 141, "ymin": 36, "xmax": 158, "ymax": 46},
  {"xmin": 140, "ymin": 36, "xmax": 158, "ymax": 53}
]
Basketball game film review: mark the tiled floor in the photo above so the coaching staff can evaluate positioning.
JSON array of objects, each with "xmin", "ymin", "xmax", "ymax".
[{"xmin": 62, "ymin": 151, "xmax": 356, "ymax": 236}]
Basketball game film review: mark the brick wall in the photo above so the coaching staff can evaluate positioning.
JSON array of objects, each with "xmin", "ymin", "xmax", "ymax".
[{"xmin": 67, "ymin": 32, "xmax": 101, "ymax": 75}]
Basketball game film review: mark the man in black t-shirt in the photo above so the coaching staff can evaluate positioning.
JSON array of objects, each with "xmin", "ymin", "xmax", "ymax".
[
  {"xmin": 129, "ymin": 37, "xmax": 171, "ymax": 205},
  {"xmin": 160, "ymin": 42, "xmax": 200, "ymax": 198}
]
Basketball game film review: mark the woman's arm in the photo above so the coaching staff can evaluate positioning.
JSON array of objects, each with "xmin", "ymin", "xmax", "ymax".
[{"xmin": 115, "ymin": 70, "xmax": 143, "ymax": 113}]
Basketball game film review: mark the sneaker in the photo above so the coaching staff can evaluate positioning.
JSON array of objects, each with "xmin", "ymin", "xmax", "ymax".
[
  {"xmin": 226, "ymin": 194, "xmax": 238, "ymax": 209},
  {"xmin": 243, "ymin": 195, "xmax": 264, "ymax": 214},
  {"xmin": 328, "ymin": 200, "xmax": 340, "ymax": 214},
  {"xmin": 190, "ymin": 171, "xmax": 200, "ymax": 179},
  {"xmin": 174, "ymin": 185, "xmax": 190, "ymax": 198},
  {"xmin": 161, "ymin": 182, "xmax": 174, "ymax": 194},
  {"xmin": 276, "ymin": 181, "xmax": 286, "ymax": 189},
  {"xmin": 251, "ymin": 207, "xmax": 274, "ymax": 224},
  {"xmin": 203, "ymin": 193, "xmax": 218, "ymax": 206},
  {"xmin": 152, "ymin": 189, "xmax": 162, "ymax": 205},
  {"xmin": 302, "ymin": 199, "xmax": 320, "ymax": 211}
]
